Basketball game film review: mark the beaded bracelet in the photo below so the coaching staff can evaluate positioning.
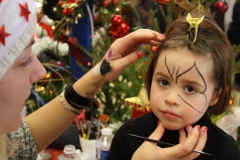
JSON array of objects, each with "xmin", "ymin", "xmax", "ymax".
[
  {"xmin": 64, "ymin": 82, "xmax": 93, "ymax": 110},
  {"xmin": 60, "ymin": 91, "xmax": 83, "ymax": 115}
]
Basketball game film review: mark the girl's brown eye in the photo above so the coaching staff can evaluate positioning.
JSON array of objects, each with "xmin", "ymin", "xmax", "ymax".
[
  {"xmin": 186, "ymin": 86, "xmax": 196, "ymax": 93},
  {"xmin": 159, "ymin": 80, "xmax": 169, "ymax": 86}
]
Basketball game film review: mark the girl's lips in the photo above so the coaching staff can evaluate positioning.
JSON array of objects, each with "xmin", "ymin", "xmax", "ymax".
[{"xmin": 161, "ymin": 111, "xmax": 180, "ymax": 120}]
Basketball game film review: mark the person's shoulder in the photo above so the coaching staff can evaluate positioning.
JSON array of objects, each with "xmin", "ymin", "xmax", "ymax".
[
  {"xmin": 209, "ymin": 124, "xmax": 237, "ymax": 144},
  {"xmin": 209, "ymin": 124, "xmax": 236, "ymax": 140},
  {"xmin": 206, "ymin": 124, "xmax": 240, "ymax": 158}
]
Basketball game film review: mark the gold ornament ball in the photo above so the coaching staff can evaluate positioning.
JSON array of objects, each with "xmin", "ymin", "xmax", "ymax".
[
  {"xmin": 53, "ymin": 7, "xmax": 57, "ymax": 12},
  {"xmin": 115, "ymin": 7, "xmax": 120, "ymax": 12},
  {"xmin": 229, "ymin": 97, "xmax": 234, "ymax": 106},
  {"xmin": 51, "ymin": 25, "xmax": 56, "ymax": 30}
]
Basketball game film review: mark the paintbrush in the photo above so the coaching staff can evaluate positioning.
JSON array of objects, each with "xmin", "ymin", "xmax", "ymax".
[{"xmin": 128, "ymin": 134, "xmax": 212, "ymax": 156}]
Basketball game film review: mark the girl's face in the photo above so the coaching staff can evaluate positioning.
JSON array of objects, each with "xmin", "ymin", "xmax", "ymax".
[
  {"xmin": 150, "ymin": 48, "xmax": 219, "ymax": 130},
  {"xmin": 0, "ymin": 37, "xmax": 46, "ymax": 133}
]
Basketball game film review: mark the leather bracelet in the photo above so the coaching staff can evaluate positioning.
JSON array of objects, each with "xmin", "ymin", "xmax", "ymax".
[
  {"xmin": 64, "ymin": 82, "xmax": 93, "ymax": 110},
  {"xmin": 60, "ymin": 92, "xmax": 83, "ymax": 115}
]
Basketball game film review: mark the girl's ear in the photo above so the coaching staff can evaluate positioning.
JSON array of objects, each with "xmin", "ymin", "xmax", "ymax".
[{"xmin": 209, "ymin": 90, "xmax": 221, "ymax": 106}]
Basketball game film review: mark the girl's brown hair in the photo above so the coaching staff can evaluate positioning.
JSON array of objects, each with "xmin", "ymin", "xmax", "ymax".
[{"xmin": 145, "ymin": 12, "xmax": 232, "ymax": 117}]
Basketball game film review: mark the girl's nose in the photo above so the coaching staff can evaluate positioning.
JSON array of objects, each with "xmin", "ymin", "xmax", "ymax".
[{"xmin": 165, "ymin": 90, "xmax": 181, "ymax": 106}]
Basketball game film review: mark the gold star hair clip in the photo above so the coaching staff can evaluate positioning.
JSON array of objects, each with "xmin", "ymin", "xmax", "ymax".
[{"xmin": 186, "ymin": 13, "xmax": 205, "ymax": 43}]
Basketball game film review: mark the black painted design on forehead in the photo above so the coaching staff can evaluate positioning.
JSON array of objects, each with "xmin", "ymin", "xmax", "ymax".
[
  {"xmin": 176, "ymin": 63, "xmax": 194, "ymax": 84},
  {"xmin": 165, "ymin": 56, "xmax": 174, "ymax": 81},
  {"xmin": 176, "ymin": 61, "xmax": 207, "ymax": 94}
]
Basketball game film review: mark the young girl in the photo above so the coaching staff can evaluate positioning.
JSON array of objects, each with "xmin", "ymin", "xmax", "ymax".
[
  {"xmin": 108, "ymin": 12, "xmax": 240, "ymax": 160},
  {"xmin": 0, "ymin": 0, "xmax": 165, "ymax": 159}
]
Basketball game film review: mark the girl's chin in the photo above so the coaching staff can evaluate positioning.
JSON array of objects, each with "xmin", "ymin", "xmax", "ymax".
[
  {"xmin": 164, "ymin": 126, "xmax": 182, "ymax": 130},
  {"xmin": 161, "ymin": 121, "xmax": 185, "ymax": 130}
]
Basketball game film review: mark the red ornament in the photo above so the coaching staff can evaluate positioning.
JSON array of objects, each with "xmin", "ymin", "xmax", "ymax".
[
  {"xmin": 155, "ymin": 0, "xmax": 170, "ymax": 5},
  {"xmin": 67, "ymin": 0, "xmax": 76, "ymax": 3},
  {"xmin": 111, "ymin": 15, "xmax": 123, "ymax": 25},
  {"xmin": 102, "ymin": 0, "xmax": 111, "ymax": 7},
  {"xmin": 68, "ymin": 37, "xmax": 77, "ymax": 45},
  {"xmin": 151, "ymin": 46, "xmax": 158, "ymax": 53},
  {"xmin": 19, "ymin": 2, "xmax": 31, "ymax": 21},
  {"xmin": 0, "ymin": 25, "xmax": 11, "ymax": 46},
  {"xmin": 109, "ymin": 15, "xmax": 130, "ymax": 40},
  {"xmin": 62, "ymin": 8, "xmax": 68, "ymax": 16},
  {"xmin": 67, "ymin": 8, "xmax": 73, "ymax": 15},
  {"xmin": 57, "ymin": 1, "xmax": 63, "ymax": 7},
  {"xmin": 112, "ymin": 0, "xmax": 118, "ymax": 5},
  {"xmin": 76, "ymin": 0, "xmax": 82, "ymax": 4},
  {"xmin": 214, "ymin": 0, "xmax": 228, "ymax": 14},
  {"xmin": 109, "ymin": 25, "xmax": 118, "ymax": 37},
  {"xmin": 120, "ymin": 22, "xmax": 128, "ymax": 29}
]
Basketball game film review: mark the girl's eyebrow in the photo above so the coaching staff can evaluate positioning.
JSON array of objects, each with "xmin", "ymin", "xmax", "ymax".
[
  {"xmin": 155, "ymin": 72, "xmax": 168, "ymax": 78},
  {"xmin": 181, "ymin": 79, "xmax": 204, "ymax": 88}
]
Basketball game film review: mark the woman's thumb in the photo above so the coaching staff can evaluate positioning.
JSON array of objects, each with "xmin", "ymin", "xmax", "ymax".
[{"xmin": 148, "ymin": 121, "xmax": 165, "ymax": 140}]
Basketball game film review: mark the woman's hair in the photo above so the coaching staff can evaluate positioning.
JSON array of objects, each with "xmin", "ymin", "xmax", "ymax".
[
  {"xmin": 0, "ymin": 127, "xmax": 16, "ymax": 159},
  {"xmin": 0, "ymin": 132, "xmax": 9, "ymax": 159},
  {"xmin": 145, "ymin": 12, "xmax": 232, "ymax": 117}
]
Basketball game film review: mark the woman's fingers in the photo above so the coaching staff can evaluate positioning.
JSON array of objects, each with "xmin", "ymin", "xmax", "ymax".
[
  {"xmin": 178, "ymin": 128, "xmax": 187, "ymax": 143},
  {"xmin": 177, "ymin": 126, "xmax": 208, "ymax": 160},
  {"xmin": 93, "ymin": 29, "xmax": 165, "ymax": 82},
  {"xmin": 148, "ymin": 121, "xmax": 165, "ymax": 141},
  {"xmin": 132, "ymin": 124, "xmax": 207, "ymax": 160},
  {"xmin": 160, "ymin": 125, "xmax": 201, "ymax": 159},
  {"xmin": 131, "ymin": 121, "xmax": 166, "ymax": 160},
  {"xmin": 184, "ymin": 126, "xmax": 208, "ymax": 159},
  {"xmin": 109, "ymin": 29, "xmax": 164, "ymax": 60}
]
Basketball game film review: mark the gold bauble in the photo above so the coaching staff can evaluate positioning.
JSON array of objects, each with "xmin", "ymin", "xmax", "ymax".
[{"xmin": 125, "ymin": 84, "xmax": 151, "ymax": 112}]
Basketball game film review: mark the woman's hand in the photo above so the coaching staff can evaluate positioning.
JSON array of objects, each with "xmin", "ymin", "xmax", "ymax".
[
  {"xmin": 92, "ymin": 29, "xmax": 164, "ymax": 82},
  {"xmin": 131, "ymin": 122, "xmax": 208, "ymax": 160}
]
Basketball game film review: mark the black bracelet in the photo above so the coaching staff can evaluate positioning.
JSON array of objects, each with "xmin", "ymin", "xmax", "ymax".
[{"xmin": 64, "ymin": 82, "xmax": 93, "ymax": 110}]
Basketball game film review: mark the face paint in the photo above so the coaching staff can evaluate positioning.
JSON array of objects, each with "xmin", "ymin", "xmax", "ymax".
[
  {"xmin": 93, "ymin": 58, "xmax": 113, "ymax": 77},
  {"xmin": 106, "ymin": 48, "xmax": 114, "ymax": 61},
  {"xmin": 100, "ymin": 59, "xmax": 113, "ymax": 76},
  {"xmin": 93, "ymin": 63, "xmax": 100, "ymax": 75},
  {"xmin": 164, "ymin": 56, "xmax": 208, "ymax": 114},
  {"xmin": 177, "ymin": 94, "xmax": 205, "ymax": 114},
  {"xmin": 105, "ymin": 48, "xmax": 122, "ymax": 60},
  {"xmin": 86, "ymin": 82, "xmax": 101, "ymax": 99}
]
